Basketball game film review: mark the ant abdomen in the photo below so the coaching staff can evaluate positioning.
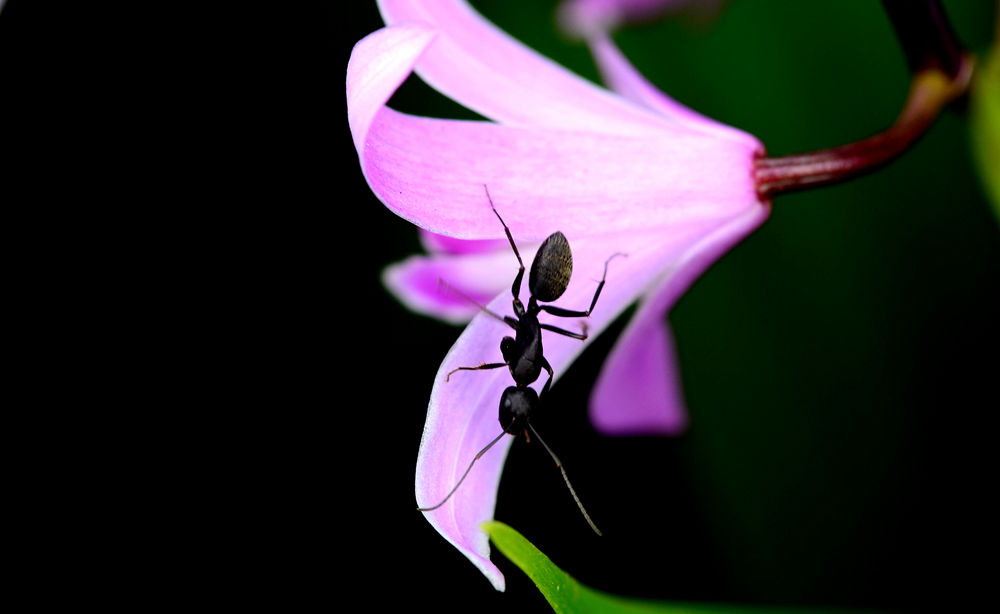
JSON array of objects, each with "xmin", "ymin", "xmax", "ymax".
[{"xmin": 529, "ymin": 231, "xmax": 573, "ymax": 302}]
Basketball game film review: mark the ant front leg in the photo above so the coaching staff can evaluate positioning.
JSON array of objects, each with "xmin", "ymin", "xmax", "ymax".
[
  {"xmin": 539, "ymin": 253, "xmax": 626, "ymax": 319},
  {"xmin": 484, "ymin": 185, "xmax": 527, "ymax": 311},
  {"xmin": 446, "ymin": 362, "xmax": 508, "ymax": 382}
]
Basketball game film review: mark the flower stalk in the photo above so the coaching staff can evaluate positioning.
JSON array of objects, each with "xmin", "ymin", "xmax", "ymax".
[{"xmin": 754, "ymin": 0, "xmax": 974, "ymax": 199}]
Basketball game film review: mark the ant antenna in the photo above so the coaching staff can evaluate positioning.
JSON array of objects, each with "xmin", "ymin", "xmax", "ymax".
[
  {"xmin": 436, "ymin": 278, "xmax": 511, "ymax": 326},
  {"xmin": 417, "ymin": 431, "xmax": 508, "ymax": 512},
  {"xmin": 527, "ymin": 423, "xmax": 603, "ymax": 536}
]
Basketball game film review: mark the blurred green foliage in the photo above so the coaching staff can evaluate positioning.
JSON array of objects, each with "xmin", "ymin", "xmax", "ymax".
[{"xmin": 971, "ymin": 37, "xmax": 1000, "ymax": 217}]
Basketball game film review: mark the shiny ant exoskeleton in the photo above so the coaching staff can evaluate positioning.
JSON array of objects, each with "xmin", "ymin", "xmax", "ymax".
[{"xmin": 417, "ymin": 186, "xmax": 623, "ymax": 535}]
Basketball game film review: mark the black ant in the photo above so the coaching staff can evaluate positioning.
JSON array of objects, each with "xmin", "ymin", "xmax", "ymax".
[{"xmin": 416, "ymin": 185, "xmax": 623, "ymax": 536}]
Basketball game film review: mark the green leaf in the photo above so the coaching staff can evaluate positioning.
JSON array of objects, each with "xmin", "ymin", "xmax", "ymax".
[
  {"xmin": 483, "ymin": 521, "xmax": 877, "ymax": 614},
  {"xmin": 971, "ymin": 41, "xmax": 1000, "ymax": 220}
]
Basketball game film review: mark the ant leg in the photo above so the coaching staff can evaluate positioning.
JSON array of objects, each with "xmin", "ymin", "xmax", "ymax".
[
  {"xmin": 540, "ymin": 322, "xmax": 588, "ymax": 341},
  {"xmin": 438, "ymin": 278, "xmax": 520, "ymax": 332},
  {"xmin": 538, "ymin": 253, "xmax": 626, "ymax": 318},
  {"xmin": 539, "ymin": 356, "xmax": 554, "ymax": 400},
  {"xmin": 484, "ymin": 185, "xmax": 526, "ymax": 303},
  {"xmin": 446, "ymin": 362, "xmax": 508, "ymax": 382}
]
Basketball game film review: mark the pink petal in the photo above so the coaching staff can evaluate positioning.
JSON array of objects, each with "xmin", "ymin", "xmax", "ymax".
[
  {"xmin": 589, "ymin": 313, "xmax": 688, "ymax": 435},
  {"xmin": 347, "ymin": 20, "xmax": 761, "ymax": 242},
  {"xmin": 346, "ymin": 22, "xmax": 436, "ymax": 155},
  {"xmin": 590, "ymin": 203, "xmax": 770, "ymax": 435},
  {"xmin": 352, "ymin": 109, "xmax": 756, "ymax": 241},
  {"xmin": 416, "ymin": 317, "xmax": 515, "ymax": 590},
  {"xmin": 356, "ymin": 107, "xmax": 760, "ymax": 241},
  {"xmin": 559, "ymin": 0, "xmax": 687, "ymax": 38},
  {"xmin": 382, "ymin": 244, "xmax": 534, "ymax": 324},
  {"xmin": 586, "ymin": 33, "xmax": 758, "ymax": 147},
  {"xmin": 376, "ymin": 0, "xmax": 683, "ymax": 135},
  {"xmin": 419, "ymin": 229, "xmax": 509, "ymax": 256}
]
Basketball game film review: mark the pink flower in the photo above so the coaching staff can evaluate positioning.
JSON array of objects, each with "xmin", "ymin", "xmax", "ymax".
[{"xmin": 347, "ymin": 0, "xmax": 768, "ymax": 590}]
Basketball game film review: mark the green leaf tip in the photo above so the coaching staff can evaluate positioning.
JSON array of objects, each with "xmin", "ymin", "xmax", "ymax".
[
  {"xmin": 483, "ymin": 521, "xmax": 890, "ymax": 614},
  {"xmin": 481, "ymin": 521, "xmax": 583, "ymax": 609}
]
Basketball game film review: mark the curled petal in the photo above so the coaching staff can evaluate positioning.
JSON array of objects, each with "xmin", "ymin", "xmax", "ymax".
[
  {"xmin": 590, "ymin": 313, "xmax": 688, "ymax": 435},
  {"xmin": 416, "ymin": 316, "xmax": 515, "ymax": 590},
  {"xmin": 346, "ymin": 22, "xmax": 437, "ymax": 155},
  {"xmin": 376, "ymin": 0, "xmax": 680, "ymax": 135}
]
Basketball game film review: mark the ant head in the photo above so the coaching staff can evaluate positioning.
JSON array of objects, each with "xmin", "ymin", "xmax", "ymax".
[
  {"xmin": 499, "ymin": 386, "xmax": 538, "ymax": 435},
  {"xmin": 529, "ymin": 231, "xmax": 573, "ymax": 303}
]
